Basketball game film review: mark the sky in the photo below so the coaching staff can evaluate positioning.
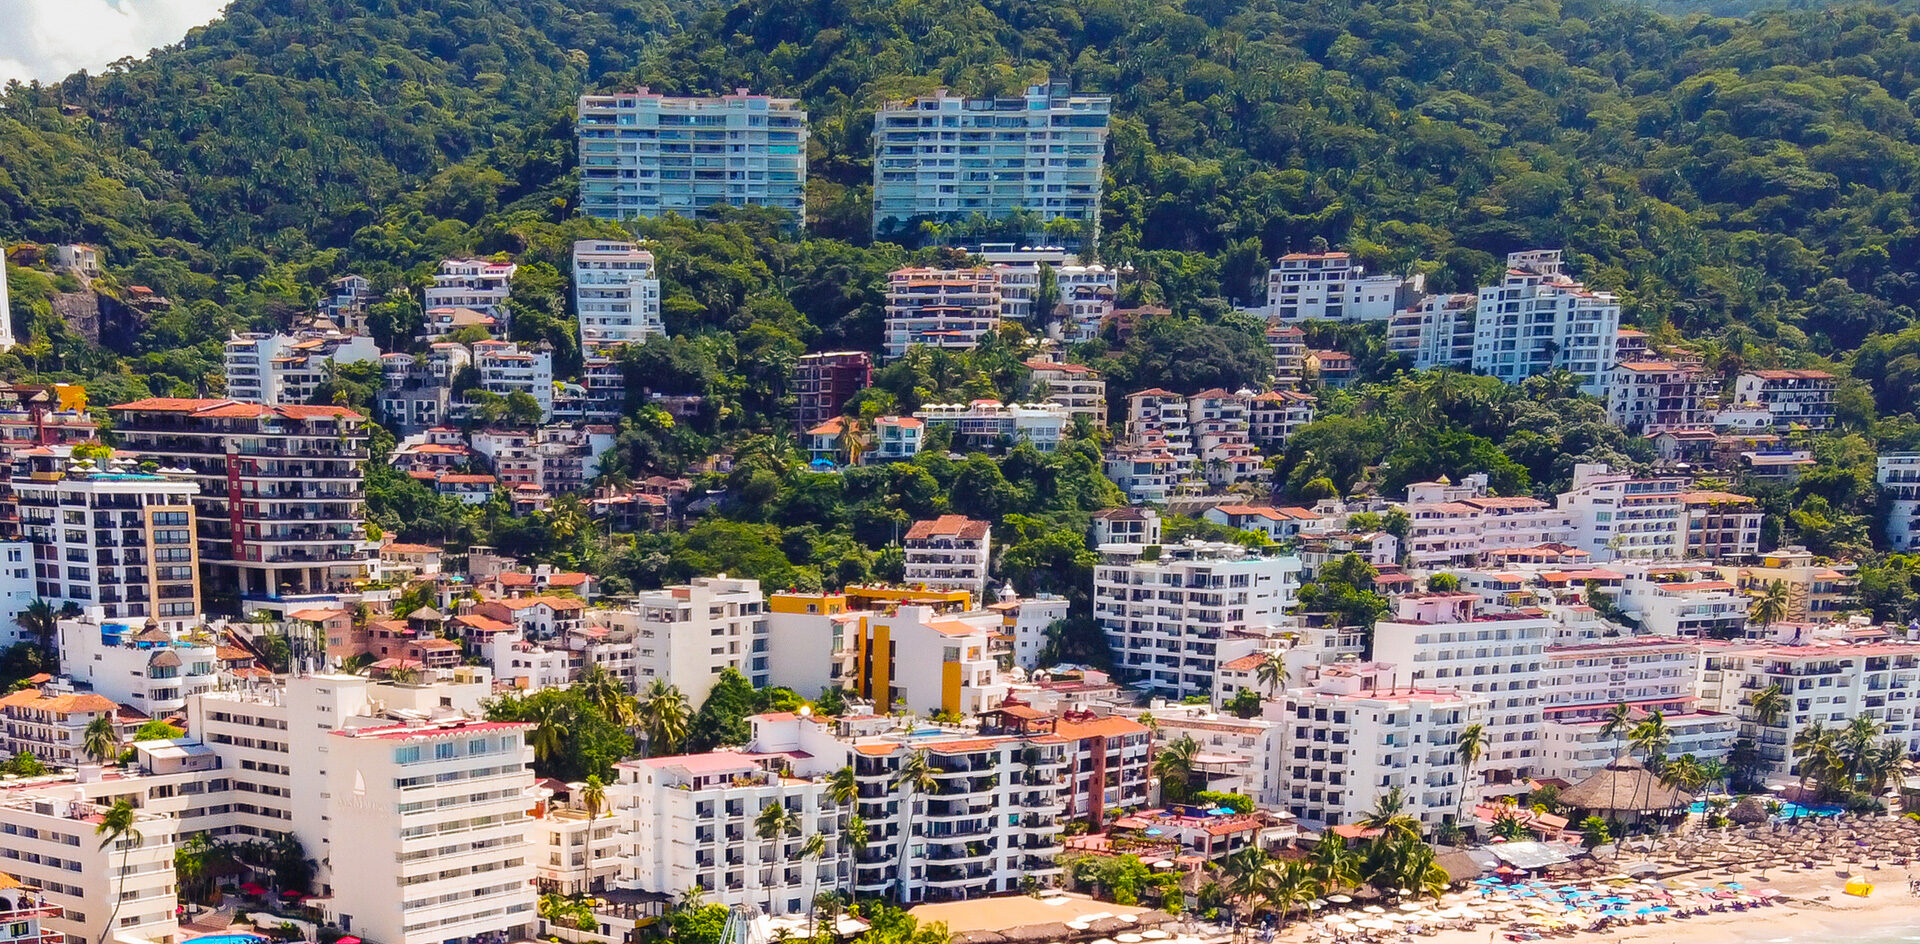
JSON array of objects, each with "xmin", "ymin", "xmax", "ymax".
[{"xmin": 0, "ymin": 0, "xmax": 229, "ymax": 86}]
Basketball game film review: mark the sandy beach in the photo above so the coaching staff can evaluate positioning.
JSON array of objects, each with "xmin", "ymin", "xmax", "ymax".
[{"xmin": 1276, "ymin": 848, "xmax": 1920, "ymax": 944}]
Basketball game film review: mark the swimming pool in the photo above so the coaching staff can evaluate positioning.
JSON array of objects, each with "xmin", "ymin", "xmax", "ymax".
[
  {"xmin": 184, "ymin": 934, "xmax": 268, "ymax": 944},
  {"xmin": 1687, "ymin": 799, "xmax": 1844, "ymax": 817}
]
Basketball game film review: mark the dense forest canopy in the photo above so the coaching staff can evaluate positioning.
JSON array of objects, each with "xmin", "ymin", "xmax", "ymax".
[
  {"xmin": 9, "ymin": 0, "xmax": 1920, "ymax": 615},
  {"xmin": 10, "ymin": 0, "xmax": 1920, "ymax": 368}
]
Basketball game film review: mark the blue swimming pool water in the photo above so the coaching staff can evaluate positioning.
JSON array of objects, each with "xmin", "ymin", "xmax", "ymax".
[
  {"xmin": 1687, "ymin": 800, "xmax": 1843, "ymax": 817},
  {"xmin": 184, "ymin": 934, "xmax": 267, "ymax": 944}
]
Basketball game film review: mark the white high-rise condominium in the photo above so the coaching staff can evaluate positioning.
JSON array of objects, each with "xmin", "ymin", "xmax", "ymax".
[
  {"xmin": 577, "ymin": 87, "xmax": 809, "ymax": 223},
  {"xmin": 573, "ymin": 240, "xmax": 664, "ymax": 352},
  {"xmin": 1469, "ymin": 249, "xmax": 1620, "ymax": 394},
  {"xmin": 871, "ymin": 82, "xmax": 1110, "ymax": 243}
]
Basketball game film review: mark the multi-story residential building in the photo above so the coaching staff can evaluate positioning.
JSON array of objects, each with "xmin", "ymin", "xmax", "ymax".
[
  {"xmin": 617, "ymin": 577, "xmax": 768, "ymax": 704},
  {"xmin": 882, "ymin": 267, "xmax": 1003, "ymax": 361},
  {"xmin": 109, "ymin": 398, "xmax": 373, "ymax": 604},
  {"xmin": 56, "ymin": 614, "xmax": 219, "ymax": 716},
  {"xmin": 1387, "ymin": 293, "xmax": 1476, "ymax": 370},
  {"xmin": 1122, "ymin": 389, "xmax": 1194, "ymax": 463},
  {"xmin": 1699, "ymin": 641, "xmax": 1920, "ymax": 778},
  {"xmin": 582, "ymin": 356, "xmax": 627, "ymax": 421},
  {"xmin": 324, "ymin": 718, "xmax": 537, "ymax": 944},
  {"xmin": 903, "ymin": 516, "xmax": 992, "ymax": 599},
  {"xmin": 913, "ymin": 400, "xmax": 1070, "ymax": 452},
  {"xmin": 1280, "ymin": 662, "xmax": 1485, "ymax": 829},
  {"xmin": 1101, "ymin": 444, "xmax": 1181, "ymax": 504},
  {"xmin": 1267, "ymin": 324, "xmax": 1308, "ymax": 388},
  {"xmin": 1881, "ymin": 452, "xmax": 1920, "ymax": 551},
  {"xmin": 871, "ymin": 83, "xmax": 1110, "ymax": 244},
  {"xmin": 379, "ymin": 343, "xmax": 472, "ymax": 434},
  {"xmin": 792, "ymin": 351, "xmax": 873, "ymax": 431},
  {"xmin": 849, "ymin": 604, "xmax": 1003, "ymax": 714},
  {"xmin": 1537, "ymin": 632, "xmax": 1733, "ymax": 783},
  {"xmin": 1606, "ymin": 361, "xmax": 1709, "ymax": 434},
  {"xmin": 1202, "ymin": 504, "xmax": 1325, "ymax": 542},
  {"xmin": 0, "ymin": 671, "xmax": 516, "ymax": 944},
  {"xmin": 324, "ymin": 274, "xmax": 375, "ymax": 333},
  {"xmin": 224, "ymin": 331, "xmax": 381, "ymax": 406},
  {"xmin": 573, "ymin": 240, "xmax": 663, "ymax": 353},
  {"xmin": 1680, "ymin": 490, "xmax": 1765, "ymax": 561},
  {"xmin": 1718, "ymin": 547, "xmax": 1858, "ymax": 623},
  {"xmin": 0, "ymin": 684, "xmax": 122, "ymax": 766},
  {"xmin": 613, "ymin": 740, "xmax": 851, "ymax": 917},
  {"xmin": 994, "ymin": 593, "xmax": 1069, "ymax": 672},
  {"xmin": 977, "ymin": 246, "xmax": 1119, "ymax": 324},
  {"xmin": 1264, "ymin": 252, "xmax": 1421, "ymax": 321},
  {"xmin": 1470, "ymin": 250, "xmax": 1620, "ymax": 394},
  {"xmin": 0, "ymin": 384, "xmax": 97, "ymax": 465},
  {"xmin": 1023, "ymin": 359, "xmax": 1105, "ymax": 428},
  {"xmin": 976, "ymin": 704, "xmax": 1151, "ymax": 823},
  {"xmin": 578, "ymin": 87, "xmax": 809, "ymax": 223},
  {"xmin": 529, "ymin": 782, "xmax": 622, "ymax": 895},
  {"xmin": 1089, "ymin": 506, "xmax": 1161, "ymax": 548},
  {"xmin": 1371, "ymin": 593, "xmax": 1551, "ymax": 800},
  {"xmin": 425, "ymin": 258, "xmax": 517, "ymax": 321},
  {"xmin": 12, "ymin": 451, "xmax": 202, "ymax": 627},
  {"xmin": 1308, "ymin": 350, "xmax": 1356, "ymax": 388},
  {"xmin": 470, "ymin": 340, "xmax": 556, "ymax": 421},
  {"xmin": 1557, "ymin": 462, "xmax": 1689, "ymax": 561},
  {"xmin": 843, "ymin": 722, "xmax": 1070, "ymax": 903},
  {"xmin": 418, "ymin": 306, "xmax": 499, "ymax": 344},
  {"xmin": 1138, "ymin": 703, "xmax": 1282, "ymax": 808},
  {"xmin": 0, "ymin": 793, "xmax": 176, "ymax": 944},
  {"xmin": 1092, "ymin": 542, "xmax": 1301, "ymax": 697},
  {"xmin": 1398, "ymin": 476, "xmax": 1572, "ymax": 568},
  {"xmin": 1246, "ymin": 390, "xmax": 1317, "ymax": 448},
  {"xmin": 1617, "ymin": 566, "xmax": 1749, "ymax": 638},
  {"xmin": 1733, "ymin": 369, "xmax": 1838, "ymax": 430}
]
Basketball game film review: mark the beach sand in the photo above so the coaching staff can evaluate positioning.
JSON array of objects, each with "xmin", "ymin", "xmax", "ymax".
[{"xmin": 1276, "ymin": 861, "xmax": 1920, "ymax": 944}]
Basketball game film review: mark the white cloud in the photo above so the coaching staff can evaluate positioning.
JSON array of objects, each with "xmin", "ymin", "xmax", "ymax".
[{"xmin": 0, "ymin": 0, "xmax": 230, "ymax": 86}]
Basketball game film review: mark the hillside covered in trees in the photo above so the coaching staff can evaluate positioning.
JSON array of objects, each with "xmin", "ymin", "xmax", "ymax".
[{"xmin": 11, "ymin": 0, "xmax": 1920, "ymax": 613}]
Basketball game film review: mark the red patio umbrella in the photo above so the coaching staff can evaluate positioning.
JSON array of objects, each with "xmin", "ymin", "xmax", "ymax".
[
  {"xmin": 239, "ymin": 883, "xmax": 267, "ymax": 896},
  {"xmin": 336, "ymin": 937, "xmax": 362, "ymax": 944}
]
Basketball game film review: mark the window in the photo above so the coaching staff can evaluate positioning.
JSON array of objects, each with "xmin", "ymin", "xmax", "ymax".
[{"xmin": 395, "ymin": 746, "xmax": 421, "ymax": 764}]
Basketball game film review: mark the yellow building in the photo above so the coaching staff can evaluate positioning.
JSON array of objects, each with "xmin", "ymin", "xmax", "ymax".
[
  {"xmin": 843, "ymin": 584, "xmax": 972, "ymax": 613},
  {"xmin": 850, "ymin": 605, "xmax": 1003, "ymax": 716}
]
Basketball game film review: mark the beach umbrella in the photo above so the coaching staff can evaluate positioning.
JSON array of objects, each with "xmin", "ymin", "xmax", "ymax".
[
  {"xmin": 1327, "ymin": 895, "xmax": 1353, "ymax": 904},
  {"xmin": 1116, "ymin": 934, "xmax": 1142, "ymax": 942},
  {"xmin": 1140, "ymin": 931, "xmax": 1169, "ymax": 940},
  {"xmin": 1362, "ymin": 905, "xmax": 1386, "ymax": 914},
  {"xmin": 1397, "ymin": 902, "xmax": 1423, "ymax": 912}
]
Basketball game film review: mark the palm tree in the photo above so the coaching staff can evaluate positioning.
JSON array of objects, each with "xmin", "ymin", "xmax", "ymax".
[
  {"xmin": 1305, "ymin": 832, "xmax": 1360, "ymax": 893},
  {"xmin": 1598, "ymin": 701, "xmax": 1635, "ymax": 820},
  {"xmin": 637, "ymin": 679, "xmax": 691, "ymax": 756},
  {"xmin": 1152, "ymin": 735, "xmax": 1200, "ymax": 805},
  {"xmin": 799, "ymin": 832, "xmax": 827, "ymax": 937},
  {"xmin": 15, "ymin": 598, "xmax": 57, "ymax": 660},
  {"xmin": 1630, "ymin": 711, "xmax": 1672, "ymax": 769},
  {"xmin": 581, "ymin": 774, "xmax": 607, "ymax": 894},
  {"xmin": 1658, "ymin": 754, "xmax": 1705, "ymax": 818},
  {"xmin": 1791, "ymin": 721, "xmax": 1834, "ymax": 795},
  {"xmin": 174, "ymin": 833, "xmax": 210, "ymax": 911},
  {"xmin": 95, "ymin": 798, "xmax": 143, "ymax": 944},
  {"xmin": 578, "ymin": 665, "xmax": 636, "ymax": 728},
  {"xmin": 842, "ymin": 815, "xmax": 870, "ymax": 906},
  {"xmin": 1218, "ymin": 847, "xmax": 1269, "ymax": 939},
  {"xmin": 1357, "ymin": 786, "xmax": 1421, "ymax": 842},
  {"xmin": 1255, "ymin": 650, "xmax": 1288, "ymax": 699},
  {"xmin": 83, "ymin": 715, "xmax": 118, "ymax": 765},
  {"xmin": 754, "ymin": 800, "xmax": 800, "ymax": 912},
  {"xmin": 1261, "ymin": 860, "xmax": 1319, "ymax": 930},
  {"xmin": 891, "ymin": 750, "xmax": 940, "ymax": 905},
  {"xmin": 1455, "ymin": 722, "xmax": 1487, "ymax": 822},
  {"xmin": 1750, "ymin": 579, "xmax": 1791, "ymax": 634},
  {"xmin": 1838, "ymin": 716, "xmax": 1883, "ymax": 790},
  {"xmin": 527, "ymin": 698, "xmax": 571, "ymax": 770},
  {"xmin": 1746, "ymin": 683, "xmax": 1788, "ymax": 734}
]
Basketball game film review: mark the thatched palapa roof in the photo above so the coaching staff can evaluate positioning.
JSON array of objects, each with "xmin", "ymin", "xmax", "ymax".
[{"xmin": 1558, "ymin": 754, "xmax": 1687, "ymax": 813}]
